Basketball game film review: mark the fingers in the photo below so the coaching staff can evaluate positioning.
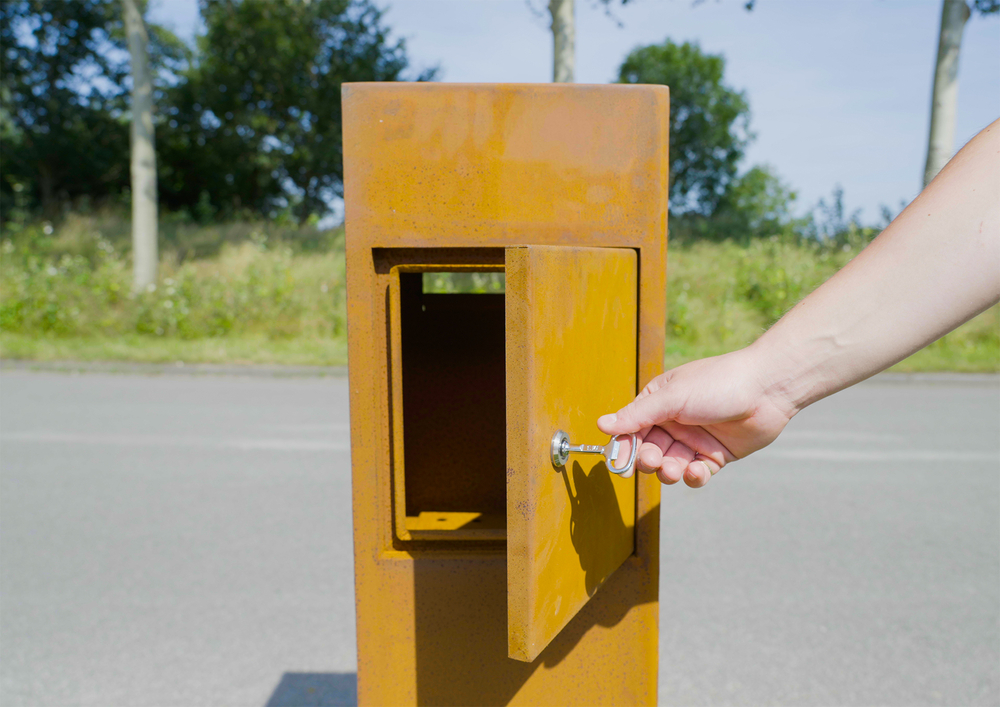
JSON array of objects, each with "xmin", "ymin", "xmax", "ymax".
[
  {"xmin": 658, "ymin": 421, "xmax": 735, "ymax": 470},
  {"xmin": 657, "ymin": 421, "xmax": 733, "ymax": 488},
  {"xmin": 635, "ymin": 427, "xmax": 711, "ymax": 487},
  {"xmin": 657, "ymin": 440, "xmax": 695, "ymax": 485},
  {"xmin": 636, "ymin": 426, "xmax": 673, "ymax": 475},
  {"xmin": 598, "ymin": 387, "xmax": 678, "ymax": 436},
  {"xmin": 596, "ymin": 369, "xmax": 739, "ymax": 487},
  {"xmin": 684, "ymin": 456, "xmax": 719, "ymax": 488},
  {"xmin": 630, "ymin": 421, "xmax": 735, "ymax": 488}
]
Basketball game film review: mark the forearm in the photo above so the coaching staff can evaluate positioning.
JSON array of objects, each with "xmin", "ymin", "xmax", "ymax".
[{"xmin": 752, "ymin": 118, "xmax": 1000, "ymax": 415}]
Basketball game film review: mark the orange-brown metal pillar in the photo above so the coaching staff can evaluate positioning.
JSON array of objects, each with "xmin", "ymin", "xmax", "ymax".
[{"xmin": 343, "ymin": 83, "xmax": 668, "ymax": 706}]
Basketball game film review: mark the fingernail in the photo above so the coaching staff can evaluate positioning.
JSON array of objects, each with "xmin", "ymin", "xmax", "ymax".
[{"xmin": 602, "ymin": 414, "xmax": 617, "ymax": 425}]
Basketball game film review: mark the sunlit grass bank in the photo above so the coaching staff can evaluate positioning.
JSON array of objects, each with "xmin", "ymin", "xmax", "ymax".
[
  {"xmin": 0, "ymin": 333, "xmax": 348, "ymax": 367},
  {"xmin": 1, "ymin": 215, "xmax": 996, "ymax": 372},
  {"xmin": 662, "ymin": 237, "xmax": 999, "ymax": 373}
]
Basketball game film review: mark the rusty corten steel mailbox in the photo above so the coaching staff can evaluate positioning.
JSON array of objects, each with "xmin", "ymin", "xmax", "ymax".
[{"xmin": 343, "ymin": 83, "xmax": 669, "ymax": 706}]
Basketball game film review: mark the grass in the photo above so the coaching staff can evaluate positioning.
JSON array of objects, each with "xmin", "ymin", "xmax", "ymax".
[
  {"xmin": 1, "ymin": 212, "xmax": 997, "ymax": 372},
  {"xmin": 0, "ymin": 332, "xmax": 347, "ymax": 366},
  {"xmin": 661, "ymin": 236, "xmax": 999, "ymax": 373}
]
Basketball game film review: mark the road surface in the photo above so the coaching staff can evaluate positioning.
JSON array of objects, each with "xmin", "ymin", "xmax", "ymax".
[{"xmin": 1, "ymin": 370, "xmax": 997, "ymax": 706}]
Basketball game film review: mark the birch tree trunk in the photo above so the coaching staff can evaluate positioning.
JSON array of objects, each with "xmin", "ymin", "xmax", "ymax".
[
  {"xmin": 123, "ymin": 0, "xmax": 158, "ymax": 291},
  {"xmin": 923, "ymin": 0, "xmax": 971, "ymax": 187},
  {"xmin": 549, "ymin": 0, "xmax": 575, "ymax": 83}
]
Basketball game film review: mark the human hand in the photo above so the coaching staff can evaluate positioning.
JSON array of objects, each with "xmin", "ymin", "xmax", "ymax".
[{"xmin": 598, "ymin": 348, "xmax": 796, "ymax": 487}]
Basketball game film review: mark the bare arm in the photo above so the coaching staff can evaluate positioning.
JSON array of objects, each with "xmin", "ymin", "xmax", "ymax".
[{"xmin": 599, "ymin": 118, "xmax": 1000, "ymax": 488}]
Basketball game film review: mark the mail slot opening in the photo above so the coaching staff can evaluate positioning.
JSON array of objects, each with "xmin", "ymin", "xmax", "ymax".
[{"xmin": 392, "ymin": 268, "xmax": 506, "ymax": 542}]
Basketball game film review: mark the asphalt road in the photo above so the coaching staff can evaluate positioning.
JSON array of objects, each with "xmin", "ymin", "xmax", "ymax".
[{"xmin": 1, "ymin": 370, "xmax": 997, "ymax": 706}]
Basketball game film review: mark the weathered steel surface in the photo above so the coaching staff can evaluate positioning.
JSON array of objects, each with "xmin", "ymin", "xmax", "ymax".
[
  {"xmin": 506, "ymin": 245, "xmax": 637, "ymax": 662},
  {"xmin": 344, "ymin": 83, "xmax": 668, "ymax": 705}
]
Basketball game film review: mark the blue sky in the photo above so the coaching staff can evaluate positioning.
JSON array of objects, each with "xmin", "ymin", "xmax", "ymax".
[{"xmin": 150, "ymin": 0, "xmax": 999, "ymax": 222}]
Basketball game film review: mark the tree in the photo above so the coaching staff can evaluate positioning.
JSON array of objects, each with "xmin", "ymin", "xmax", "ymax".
[
  {"xmin": 665, "ymin": 165, "xmax": 807, "ymax": 243},
  {"xmin": 123, "ymin": 0, "xmax": 157, "ymax": 290},
  {"xmin": 543, "ymin": 1, "xmax": 752, "ymax": 85},
  {"xmin": 545, "ymin": 0, "xmax": 623, "ymax": 84},
  {"xmin": 617, "ymin": 40, "xmax": 752, "ymax": 216},
  {"xmin": 158, "ymin": 0, "xmax": 433, "ymax": 221},
  {"xmin": 0, "ymin": 0, "xmax": 184, "ymax": 218},
  {"xmin": 1, "ymin": 1, "xmax": 130, "ymax": 214},
  {"xmin": 923, "ymin": 0, "xmax": 998, "ymax": 187},
  {"xmin": 710, "ymin": 165, "xmax": 803, "ymax": 241},
  {"xmin": 549, "ymin": 0, "xmax": 574, "ymax": 82}
]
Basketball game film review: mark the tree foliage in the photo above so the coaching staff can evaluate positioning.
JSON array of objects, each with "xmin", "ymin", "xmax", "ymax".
[
  {"xmin": 669, "ymin": 164, "xmax": 809, "ymax": 243},
  {"xmin": 160, "ymin": 0, "xmax": 433, "ymax": 220},
  {"xmin": 617, "ymin": 39, "xmax": 751, "ymax": 217},
  {"xmin": 2, "ymin": 0, "xmax": 431, "ymax": 222},
  {"xmin": 0, "ymin": 0, "xmax": 185, "ymax": 214},
  {"xmin": 1, "ymin": 0, "xmax": 130, "ymax": 213}
]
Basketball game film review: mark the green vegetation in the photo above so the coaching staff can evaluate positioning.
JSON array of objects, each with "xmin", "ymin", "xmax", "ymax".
[
  {"xmin": 1, "ymin": 0, "xmax": 431, "ymax": 220},
  {"xmin": 2, "ymin": 213, "xmax": 996, "ymax": 372},
  {"xmin": 662, "ymin": 235, "xmax": 999, "ymax": 372},
  {"xmin": 0, "ymin": 213, "xmax": 348, "ymax": 364},
  {"xmin": 618, "ymin": 39, "xmax": 751, "ymax": 217},
  {"xmin": 616, "ymin": 38, "xmax": 825, "ymax": 246}
]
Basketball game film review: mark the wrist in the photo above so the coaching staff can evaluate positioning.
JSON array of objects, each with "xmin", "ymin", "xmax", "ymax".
[{"xmin": 744, "ymin": 332, "xmax": 835, "ymax": 419}]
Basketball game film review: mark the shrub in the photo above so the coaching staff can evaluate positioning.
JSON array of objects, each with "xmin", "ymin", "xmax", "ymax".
[
  {"xmin": 1, "ymin": 213, "xmax": 994, "ymax": 372},
  {"xmin": 0, "ymin": 220, "xmax": 346, "ymax": 340}
]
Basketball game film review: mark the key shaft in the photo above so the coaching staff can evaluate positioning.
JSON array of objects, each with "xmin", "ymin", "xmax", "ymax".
[{"xmin": 567, "ymin": 444, "xmax": 604, "ymax": 454}]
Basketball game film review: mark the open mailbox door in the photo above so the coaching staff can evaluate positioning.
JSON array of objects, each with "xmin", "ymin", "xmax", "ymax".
[{"xmin": 506, "ymin": 245, "xmax": 638, "ymax": 662}]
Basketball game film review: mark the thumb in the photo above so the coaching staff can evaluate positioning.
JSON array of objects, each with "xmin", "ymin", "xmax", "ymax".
[{"xmin": 598, "ymin": 389, "xmax": 678, "ymax": 435}]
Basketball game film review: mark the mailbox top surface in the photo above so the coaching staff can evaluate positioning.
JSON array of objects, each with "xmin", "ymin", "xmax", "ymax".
[{"xmin": 342, "ymin": 82, "xmax": 669, "ymax": 250}]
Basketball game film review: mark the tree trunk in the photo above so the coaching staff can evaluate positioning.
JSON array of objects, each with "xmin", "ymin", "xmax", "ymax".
[
  {"xmin": 923, "ymin": 0, "xmax": 970, "ymax": 188},
  {"xmin": 124, "ymin": 0, "xmax": 158, "ymax": 291},
  {"xmin": 38, "ymin": 161, "xmax": 55, "ymax": 215},
  {"xmin": 549, "ymin": 0, "xmax": 575, "ymax": 83}
]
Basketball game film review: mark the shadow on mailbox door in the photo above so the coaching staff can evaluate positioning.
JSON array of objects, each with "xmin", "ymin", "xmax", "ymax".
[{"xmin": 562, "ymin": 460, "xmax": 630, "ymax": 597}]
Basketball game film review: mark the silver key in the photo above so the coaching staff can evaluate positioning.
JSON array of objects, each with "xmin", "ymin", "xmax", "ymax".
[{"xmin": 550, "ymin": 429, "xmax": 638, "ymax": 477}]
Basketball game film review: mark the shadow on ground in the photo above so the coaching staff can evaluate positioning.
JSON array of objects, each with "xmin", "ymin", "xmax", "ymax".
[{"xmin": 265, "ymin": 672, "xmax": 357, "ymax": 707}]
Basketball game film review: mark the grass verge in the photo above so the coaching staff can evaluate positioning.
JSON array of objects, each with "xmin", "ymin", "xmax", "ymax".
[
  {"xmin": 662, "ymin": 335, "xmax": 1000, "ymax": 374},
  {"xmin": 0, "ymin": 333, "xmax": 348, "ymax": 367},
  {"xmin": 2, "ymin": 213, "xmax": 996, "ymax": 373},
  {"xmin": 4, "ymin": 326, "xmax": 993, "ymax": 373}
]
